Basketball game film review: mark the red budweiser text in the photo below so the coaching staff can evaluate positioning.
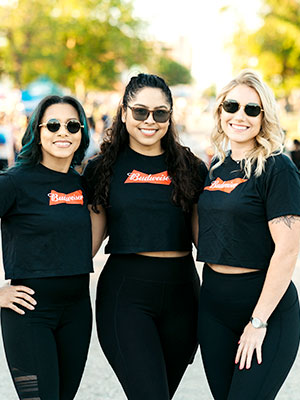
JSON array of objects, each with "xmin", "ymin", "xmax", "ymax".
[
  {"xmin": 124, "ymin": 170, "xmax": 171, "ymax": 185},
  {"xmin": 48, "ymin": 190, "xmax": 84, "ymax": 205},
  {"xmin": 204, "ymin": 177, "xmax": 247, "ymax": 193}
]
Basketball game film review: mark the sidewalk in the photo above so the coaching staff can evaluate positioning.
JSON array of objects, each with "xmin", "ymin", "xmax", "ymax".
[{"xmin": 1, "ymin": 245, "xmax": 299, "ymax": 399}]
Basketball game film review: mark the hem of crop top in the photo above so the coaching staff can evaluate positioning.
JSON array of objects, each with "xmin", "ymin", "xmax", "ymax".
[
  {"xmin": 196, "ymin": 256, "xmax": 268, "ymax": 271},
  {"xmin": 5, "ymin": 266, "xmax": 94, "ymax": 280},
  {"xmin": 105, "ymin": 246, "xmax": 192, "ymax": 254}
]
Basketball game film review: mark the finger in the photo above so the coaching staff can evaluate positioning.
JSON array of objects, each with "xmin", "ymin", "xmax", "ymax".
[
  {"xmin": 239, "ymin": 347, "xmax": 248, "ymax": 370},
  {"xmin": 246, "ymin": 346, "xmax": 255, "ymax": 369},
  {"xmin": 9, "ymin": 303, "xmax": 25, "ymax": 315},
  {"xmin": 235, "ymin": 341, "xmax": 243, "ymax": 364},
  {"xmin": 13, "ymin": 298, "xmax": 35, "ymax": 311},
  {"xmin": 256, "ymin": 346, "xmax": 262, "ymax": 365},
  {"xmin": 14, "ymin": 286, "xmax": 35, "ymax": 295},
  {"xmin": 16, "ymin": 292, "xmax": 37, "ymax": 306}
]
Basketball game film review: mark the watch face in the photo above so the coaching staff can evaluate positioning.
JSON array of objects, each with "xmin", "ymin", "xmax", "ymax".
[{"xmin": 252, "ymin": 318, "xmax": 261, "ymax": 328}]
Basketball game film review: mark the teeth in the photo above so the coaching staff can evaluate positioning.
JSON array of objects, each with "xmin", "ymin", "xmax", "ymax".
[
  {"xmin": 141, "ymin": 129, "xmax": 156, "ymax": 135},
  {"xmin": 54, "ymin": 142, "xmax": 71, "ymax": 147},
  {"xmin": 231, "ymin": 124, "xmax": 248, "ymax": 130}
]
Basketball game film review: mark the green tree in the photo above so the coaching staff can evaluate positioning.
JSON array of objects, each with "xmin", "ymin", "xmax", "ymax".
[
  {"xmin": 232, "ymin": 0, "xmax": 300, "ymax": 96},
  {"xmin": 155, "ymin": 56, "xmax": 192, "ymax": 86},
  {"xmin": 0, "ymin": 0, "xmax": 149, "ymax": 93}
]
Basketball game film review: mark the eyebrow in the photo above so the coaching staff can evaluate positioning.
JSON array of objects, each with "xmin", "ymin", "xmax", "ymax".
[{"xmin": 132, "ymin": 103, "xmax": 169, "ymax": 109}]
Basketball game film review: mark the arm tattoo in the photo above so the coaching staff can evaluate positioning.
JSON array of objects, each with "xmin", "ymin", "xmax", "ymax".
[{"xmin": 270, "ymin": 215, "xmax": 300, "ymax": 229}]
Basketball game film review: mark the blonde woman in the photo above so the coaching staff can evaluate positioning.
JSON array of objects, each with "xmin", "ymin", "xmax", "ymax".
[{"xmin": 195, "ymin": 70, "xmax": 300, "ymax": 399}]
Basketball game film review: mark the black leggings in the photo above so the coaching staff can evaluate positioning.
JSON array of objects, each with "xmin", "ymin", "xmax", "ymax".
[
  {"xmin": 1, "ymin": 274, "xmax": 92, "ymax": 400},
  {"xmin": 96, "ymin": 253, "xmax": 200, "ymax": 400},
  {"xmin": 198, "ymin": 264, "xmax": 300, "ymax": 400}
]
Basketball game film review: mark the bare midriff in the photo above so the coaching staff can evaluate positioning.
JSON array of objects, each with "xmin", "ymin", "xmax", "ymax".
[
  {"xmin": 137, "ymin": 251, "xmax": 190, "ymax": 258},
  {"xmin": 208, "ymin": 263, "xmax": 260, "ymax": 274}
]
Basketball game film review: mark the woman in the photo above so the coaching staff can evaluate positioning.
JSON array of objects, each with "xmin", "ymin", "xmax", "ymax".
[
  {"xmin": 84, "ymin": 73, "xmax": 207, "ymax": 400},
  {"xmin": 0, "ymin": 95, "xmax": 93, "ymax": 400},
  {"xmin": 196, "ymin": 70, "xmax": 300, "ymax": 399}
]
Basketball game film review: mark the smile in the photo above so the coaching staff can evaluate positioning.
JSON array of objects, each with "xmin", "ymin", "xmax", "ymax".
[
  {"xmin": 140, "ymin": 129, "xmax": 157, "ymax": 136},
  {"xmin": 53, "ymin": 141, "xmax": 72, "ymax": 148},
  {"xmin": 230, "ymin": 124, "xmax": 249, "ymax": 131}
]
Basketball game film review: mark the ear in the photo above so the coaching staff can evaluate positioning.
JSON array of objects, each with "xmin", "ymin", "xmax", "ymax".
[{"xmin": 121, "ymin": 106, "xmax": 126, "ymax": 123}]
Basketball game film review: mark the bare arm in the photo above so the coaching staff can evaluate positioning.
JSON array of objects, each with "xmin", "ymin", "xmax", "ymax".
[
  {"xmin": 0, "ymin": 284, "xmax": 36, "ymax": 315},
  {"xmin": 191, "ymin": 204, "xmax": 199, "ymax": 247},
  {"xmin": 88, "ymin": 205, "xmax": 107, "ymax": 257},
  {"xmin": 236, "ymin": 215, "xmax": 300, "ymax": 369}
]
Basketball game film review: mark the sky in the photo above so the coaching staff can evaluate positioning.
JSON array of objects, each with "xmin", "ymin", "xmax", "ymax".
[{"xmin": 132, "ymin": 0, "xmax": 263, "ymax": 90}]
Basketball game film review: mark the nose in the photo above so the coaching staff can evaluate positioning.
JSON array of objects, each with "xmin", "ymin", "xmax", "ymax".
[
  {"xmin": 144, "ymin": 111, "xmax": 155, "ymax": 123},
  {"xmin": 57, "ymin": 124, "xmax": 69, "ymax": 135},
  {"xmin": 235, "ymin": 106, "xmax": 247, "ymax": 120}
]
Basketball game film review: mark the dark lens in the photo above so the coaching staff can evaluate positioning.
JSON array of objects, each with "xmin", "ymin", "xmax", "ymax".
[
  {"xmin": 47, "ymin": 119, "xmax": 60, "ymax": 132},
  {"xmin": 153, "ymin": 110, "xmax": 170, "ymax": 123},
  {"xmin": 244, "ymin": 103, "xmax": 262, "ymax": 117},
  {"xmin": 132, "ymin": 108, "xmax": 149, "ymax": 121},
  {"xmin": 67, "ymin": 120, "xmax": 81, "ymax": 133},
  {"xmin": 222, "ymin": 100, "xmax": 239, "ymax": 114}
]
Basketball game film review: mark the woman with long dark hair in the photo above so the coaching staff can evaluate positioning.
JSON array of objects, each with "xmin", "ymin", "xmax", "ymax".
[
  {"xmin": 84, "ymin": 73, "xmax": 207, "ymax": 399},
  {"xmin": 0, "ymin": 95, "xmax": 93, "ymax": 400}
]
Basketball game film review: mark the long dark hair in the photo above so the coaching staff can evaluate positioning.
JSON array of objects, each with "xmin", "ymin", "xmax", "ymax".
[
  {"xmin": 15, "ymin": 95, "xmax": 89, "ymax": 167},
  {"xmin": 91, "ymin": 73, "xmax": 204, "ymax": 212}
]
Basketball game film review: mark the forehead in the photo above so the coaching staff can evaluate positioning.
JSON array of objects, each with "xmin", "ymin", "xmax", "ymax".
[
  {"xmin": 225, "ymin": 84, "xmax": 261, "ymax": 105},
  {"xmin": 42, "ymin": 103, "xmax": 79, "ymax": 120},
  {"xmin": 130, "ymin": 87, "xmax": 169, "ymax": 108}
]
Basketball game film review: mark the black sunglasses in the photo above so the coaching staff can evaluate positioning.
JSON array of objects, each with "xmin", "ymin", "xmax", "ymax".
[
  {"xmin": 127, "ymin": 106, "xmax": 172, "ymax": 123},
  {"xmin": 221, "ymin": 99, "xmax": 264, "ymax": 117},
  {"xmin": 39, "ymin": 119, "xmax": 84, "ymax": 134}
]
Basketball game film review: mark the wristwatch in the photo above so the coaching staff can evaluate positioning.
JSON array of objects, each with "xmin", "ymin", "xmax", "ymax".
[{"xmin": 250, "ymin": 317, "xmax": 268, "ymax": 329}]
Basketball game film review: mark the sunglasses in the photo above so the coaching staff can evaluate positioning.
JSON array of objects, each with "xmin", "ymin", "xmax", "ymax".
[
  {"xmin": 221, "ymin": 100, "xmax": 264, "ymax": 117},
  {"xmin": 39, "ymin": 119, "xmax": 84, "ymax": 134},
  {"xmin": 127, "ymin": 106, "xmax": 172, "ymax": 123}
]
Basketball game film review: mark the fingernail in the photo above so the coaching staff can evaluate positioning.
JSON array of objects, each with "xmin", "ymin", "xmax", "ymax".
[
  {"xmin": 235, "ymin": 360, "xmax": 238, "ymax": 364},
  {"xmin": 239, "ymin": 366, "xmax": 243, "ymax": 370},
  {"xmin": 30, "ymin": 290, "xmax": 35, "ymax": 294},
  {"xmin": 246, "ymin": 366, "xmax": 250, "ymax": 370}
]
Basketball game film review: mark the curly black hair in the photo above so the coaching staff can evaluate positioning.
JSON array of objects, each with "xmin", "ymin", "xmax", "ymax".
[{"xmin": 90, "ymin": 73, "xmax": 205, "ymax": 212}]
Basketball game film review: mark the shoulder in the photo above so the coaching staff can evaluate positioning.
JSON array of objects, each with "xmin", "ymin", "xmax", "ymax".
[
  {"xmin": 83, "ymin": 155, "xmax": 103, "ymax": 177},
  {"xmin": 264, "ymin": 153, "xmax": 298, "ymax": 175}
]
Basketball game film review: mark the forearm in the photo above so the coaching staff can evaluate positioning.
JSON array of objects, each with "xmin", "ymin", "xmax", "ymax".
[{"xmin": 252, "ymin": 249, "xmax": 298, "ymax": 322}]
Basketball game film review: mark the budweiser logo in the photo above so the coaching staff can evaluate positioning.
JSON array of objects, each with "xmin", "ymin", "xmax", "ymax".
[
  {"xmin": 48, "ymin": 190, "xmax": 84, "ymax": 205},
  {"xmin": 204, "ymin": 177, "xmax": 247, "ymax": 193},
  {"xmin": 125, "ymin": 170, "xmax": 171, "ymax": 185}
]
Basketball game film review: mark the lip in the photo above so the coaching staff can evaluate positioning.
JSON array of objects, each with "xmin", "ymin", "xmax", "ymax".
[
  {"xmin": 53, "ymin": 140, "xmax": 72, "ymax": 147},
  {"xmin": 140, "ymin": 128, "xmax": 157, "ymax": 137},
  {"xmin": 229, "ymin": 123, "xmax": 249, "ymax": 131}
]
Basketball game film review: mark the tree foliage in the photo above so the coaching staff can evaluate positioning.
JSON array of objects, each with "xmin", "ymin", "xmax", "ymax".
[
  {"xmin": 155, "ymin": 56, "xmax": 192, "ymax": 86},
  {"xmin": 0, "ymin": 0, "xmax": 150, "ymax": 92},
  {"xmin": 232, "ymin": 0, "xmax": 300, "ymax": 96}
]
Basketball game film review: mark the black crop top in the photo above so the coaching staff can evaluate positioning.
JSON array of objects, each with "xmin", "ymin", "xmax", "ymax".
[
  {"xmin": 84, "ymin": 146, "xmax": 207, "ymax": 254},
  {"xmin": 197, "ymin": 153, "xmax": 300, "ymax": 270},
  {"xmin": 0, "ymin": 164, "xmax": 93, "ymax": 279}
]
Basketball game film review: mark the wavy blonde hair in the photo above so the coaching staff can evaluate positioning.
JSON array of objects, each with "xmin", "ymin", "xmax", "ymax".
[{"xmin": 211, "ymin": 69, "xmax": 284, "ymax": 178}]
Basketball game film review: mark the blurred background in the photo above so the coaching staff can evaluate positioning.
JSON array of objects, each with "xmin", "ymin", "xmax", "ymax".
[{"xmin": 0, "ymin": 0, "xmax": 300, "ymax": 170}]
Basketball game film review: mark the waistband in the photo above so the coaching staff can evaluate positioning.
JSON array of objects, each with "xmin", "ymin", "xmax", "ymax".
[
  {"xmin": 11, "ymin": 274, "xmax": 90, "ymax": 305},
  {"xmin": 105, "ymin": 253, "xmax": 198, "ymax": 283}
]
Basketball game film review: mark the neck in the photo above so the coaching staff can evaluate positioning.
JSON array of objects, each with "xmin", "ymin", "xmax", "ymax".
[
  {"xmin": 40, "ymin": 159, "xmax": 71, "ymax": 173},
  {"xmin": 230, "ymin": 143, "xmax": 254, "ymax": 161}
]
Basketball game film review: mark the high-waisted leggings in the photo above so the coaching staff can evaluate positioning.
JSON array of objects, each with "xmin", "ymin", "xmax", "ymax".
[
  {"xmin": 198, "ymin": 264, "xmax": 300, "ymax": 400},
  {"xmin": 1, "ymin": 274, "xmax": 92, "ymax": 400},
  {"xmin": 96, "ymin": 253, "xmax": 200, "ymax": 400}
]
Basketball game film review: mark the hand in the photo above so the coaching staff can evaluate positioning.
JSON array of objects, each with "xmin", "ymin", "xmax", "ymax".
[
  {"xmin": 0, "ymin": 285, "xmax": 36, "ymax": 315},
  {"xmin": 235, "ymin": 322, "xmax": 267, "ymax": 370}
]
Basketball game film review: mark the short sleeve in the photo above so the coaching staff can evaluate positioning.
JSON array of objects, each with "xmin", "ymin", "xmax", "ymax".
[
  {"xmin": 0, "ymin": 173, "xmax": 17, "ymax": 217},
  {"xmin": 82, "ymin": 156, "xmax": 100, "ymax": 204},
  {"xmin": 263, "ymin": 157, "xmax": 300, "ymax": 221}
]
